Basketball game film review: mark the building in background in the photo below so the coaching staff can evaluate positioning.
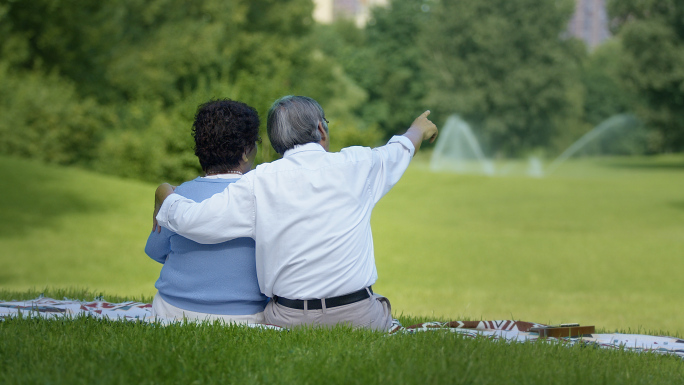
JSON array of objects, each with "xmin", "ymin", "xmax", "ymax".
[
  {"xmin": 313, "ymin": 0, "xmax": 388, "ymax": 27},
  {"xmin": 313, "ymin": 0, "xmax": 334, "ymax": 24},
  {"xmin": 567, "ymin": 0, "xmax": 610, "ymax": 49},
  {"xmin": 314, "ymin": 0, "xmax": 610, "ymax": 49}
]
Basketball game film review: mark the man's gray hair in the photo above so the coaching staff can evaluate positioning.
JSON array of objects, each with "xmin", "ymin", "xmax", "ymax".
[{"xmin": 267, "ymin": 95, "xmax": 328, "ymax": 155}]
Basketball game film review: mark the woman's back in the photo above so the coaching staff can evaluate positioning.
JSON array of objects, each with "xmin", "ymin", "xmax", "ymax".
[{"xmin": 145, "ymin": 176, "xmax": 267, "ymax": 316}]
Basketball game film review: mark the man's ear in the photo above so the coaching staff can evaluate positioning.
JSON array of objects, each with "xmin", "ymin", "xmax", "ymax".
[
  {"xmin": 317, "ymin": 122, "xmax": 330, "ymax": 151},
  {"xmin": 318, "ymin": 122, "xmax": 329, "ymax": 142}
]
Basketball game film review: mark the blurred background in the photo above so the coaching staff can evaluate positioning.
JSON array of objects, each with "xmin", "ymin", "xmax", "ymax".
[{"xmin": 1, "ymin": 0, "xmax": 682, "ymax": 183}]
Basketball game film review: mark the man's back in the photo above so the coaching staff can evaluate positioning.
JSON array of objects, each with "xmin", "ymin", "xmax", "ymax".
[{"xmin": 249, "ymin": 140, "xmax": 411, "ymax": 299}]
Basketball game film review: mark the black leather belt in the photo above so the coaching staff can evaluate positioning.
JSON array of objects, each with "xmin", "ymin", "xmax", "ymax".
[{"xmin": 274, "ymin": 287, "xmax": 373, "ymax": 310}]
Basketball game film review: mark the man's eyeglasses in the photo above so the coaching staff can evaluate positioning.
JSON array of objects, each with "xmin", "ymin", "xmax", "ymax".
[{"xmin": 322, "ymin": 117, "xmax": 329, "ymax": 125}]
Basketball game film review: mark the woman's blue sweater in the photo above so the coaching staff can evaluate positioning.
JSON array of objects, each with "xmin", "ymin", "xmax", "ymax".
[{"xmin": 145, "ymin": 177, "xmax": 268, "ymax": 315}]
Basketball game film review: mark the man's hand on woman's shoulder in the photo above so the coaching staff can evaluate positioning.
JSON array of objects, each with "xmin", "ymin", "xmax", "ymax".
[{"xmin": 153, "ymin": 183, "xmax": 176, "ymax": 233}]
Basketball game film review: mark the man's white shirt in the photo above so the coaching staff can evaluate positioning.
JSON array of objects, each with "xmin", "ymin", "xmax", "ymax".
[{"xmin": 156, "ymin": 136, "xmax": 415, "ymax": 299}]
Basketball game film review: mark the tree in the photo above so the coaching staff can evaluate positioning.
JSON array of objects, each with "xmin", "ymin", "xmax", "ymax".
[
  {"xmin": 609, "ymin": 0, "xmax": 684, "ymax": 151},
  {"xmin": 421, "ymin": 0, "xmax": 585, "ymax": 156},
  {"xmin": 580, "ymin": 40, "xmax": 635, "ymax": 127},
  {"xmin": 359, "ymin": 0, "xmax": 432, "ymax": 137},
  {"xmin": 0, "ymin": 64, "xmax": 106, "ymax": 166},
  {"xmin": 314, "ymin": 1, "xmax": 433, "ymax": 138},
  {"xmin": 0, "ymin": 0, "xmax": 375, "ymax": 182}
]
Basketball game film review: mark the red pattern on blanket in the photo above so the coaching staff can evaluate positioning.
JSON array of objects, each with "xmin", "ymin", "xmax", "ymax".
[{"xmin": 405, "ymin": 320, "xmax": 546, "ymax": 332}]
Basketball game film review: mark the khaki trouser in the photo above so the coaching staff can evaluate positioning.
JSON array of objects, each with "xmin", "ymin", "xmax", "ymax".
[
  {"xmin": 151, "ymin": 293, "xmax": 265, "ymax": 324},
  {"xmin": 264, "ymin": 293, "xmax": 392, "ymax": 331}
]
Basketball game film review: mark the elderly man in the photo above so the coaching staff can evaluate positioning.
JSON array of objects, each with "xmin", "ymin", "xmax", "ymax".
[{"xmin": 155, "ymin": 95, "xmax": 437, "ymax": 330}]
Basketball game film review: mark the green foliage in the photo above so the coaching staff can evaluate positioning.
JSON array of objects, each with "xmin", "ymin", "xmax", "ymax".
[
  {"xmin": 579, "ymin": 41, "xmax": 635, "ymax": 127},
  {"xmin": 609, "ymin": 0, "xmax": 684, "ymax": 151},
  {"xmin": 314, "ymin": 1, "xmax": 432, "ymax": 138},
  {"xmin": 0, "ymin": 0, "xmax": 385, "ymax": 182},
  {"xmin": 92, "ymin": 101, "xmax": 202, "ymax": 184},
  {"xmin": 422, "ymin": 0, "xmax": 586, "ymax": 156},
  {"xmin": 0, "ymin": 0, "xmax": 115, "ymax": 99},
  {"xmin": 0, "ymin": 65, "xmax": 108, "ymax": 166},
  {"xmin": 0, "ymin": 0, "xmax": 249, "ymax": 104},
  {"xmin": 557, "ymin": 40, "xmax": 650, "ymax": 157},
  {"xmin": 357, "ymin": 1, "xmax": 432, "ymax": 137},
  {"xmin": 328, "ymin": 121, "xmax": 383, "ymax": 153},
  {"xmin": 2, "ymin": 0, "xmax": 683, "ymax": 184}
]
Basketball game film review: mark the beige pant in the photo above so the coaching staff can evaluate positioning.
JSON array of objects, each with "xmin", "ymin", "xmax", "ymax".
[
  {"xmin": 264, "ymin": 293, "xmax": 392, "ymax": 331},
  {"xmin": 151, "ymin": 293, "xmax": 265, "ymax": 324}
]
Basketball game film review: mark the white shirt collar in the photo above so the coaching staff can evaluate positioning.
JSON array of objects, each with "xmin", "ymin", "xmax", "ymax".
[{"xmin": 283, "ymin": 142, "xmax": 326, "ymax": 158}]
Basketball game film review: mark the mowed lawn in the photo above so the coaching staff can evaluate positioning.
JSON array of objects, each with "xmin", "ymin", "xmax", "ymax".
[
  {"xmin": 0, "ymin": 156, "xmax": 160, "ymax": 297},
  {"xmin": 1, "ymin": 154, "xmax": 683, "ymax": 335},
  {"xmin": 374, "ymin": 155, "xmax": 684, "ymax": 335}
]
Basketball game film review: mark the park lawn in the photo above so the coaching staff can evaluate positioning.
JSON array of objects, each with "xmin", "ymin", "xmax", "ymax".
[
  {"xmin": 2, "ymin": 304, "xmax": 684, "ymax": 385},
  {"xmin": 1, "ymin": 154, "xmax": 683, "ymax": 335},
  {"xmin": 373, "ymin": 154, "xmax": 684, "ymax": 335},
  {"xmin": 0, "ymin": 156, "xmax": 160, "ymax": 296}
]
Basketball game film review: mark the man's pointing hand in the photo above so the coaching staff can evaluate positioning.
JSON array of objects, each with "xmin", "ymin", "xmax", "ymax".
[{"xmin": 404, "ymin": 110, "xmax": 439, "ymax": 151}]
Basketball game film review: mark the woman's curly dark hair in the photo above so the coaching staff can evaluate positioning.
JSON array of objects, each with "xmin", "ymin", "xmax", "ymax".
[{"xmin": 192, "ymin": 99, "xmax": 260, "ymax": 174}]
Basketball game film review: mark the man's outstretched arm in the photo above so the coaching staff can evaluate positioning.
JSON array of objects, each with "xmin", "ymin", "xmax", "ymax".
[
  {"xmin": 367, "ymin": 110, "xmax": 438, "ymax": 204},
  {"xmin": 154, "ymin": 179, "xmax": 256, "ymax": 244}
]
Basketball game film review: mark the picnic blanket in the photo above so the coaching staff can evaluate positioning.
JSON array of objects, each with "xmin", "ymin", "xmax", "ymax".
[
  {"xmin": 390, "ymin": 320, "xmax": 684, "ymax": 359},
  {"xmin": 2, "ymin": 297, "xmax": 683, "ymax": 360},
  {"xmin": 0, "ymin": 296, "xmax": 280, "ymax": 329}
]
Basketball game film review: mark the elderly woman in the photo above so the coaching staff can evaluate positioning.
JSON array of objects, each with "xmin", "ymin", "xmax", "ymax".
[{"xmin": 145, "ymin": 99, "xmax": 267, "ymax": 323}]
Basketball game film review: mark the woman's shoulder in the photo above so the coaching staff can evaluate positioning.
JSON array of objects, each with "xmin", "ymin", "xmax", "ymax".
[{"xmin": 175, "ymin": 177, "xmax": 237, "ymax": 202}]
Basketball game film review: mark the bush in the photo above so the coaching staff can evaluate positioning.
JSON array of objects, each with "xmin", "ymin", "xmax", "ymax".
[
  {"xmin": 0, "ymin": 65, "xmax": 106, "ymax": 166},
  {"xmin": 93, "ymin": 99, "xmax": 201, "ymax": 184}
]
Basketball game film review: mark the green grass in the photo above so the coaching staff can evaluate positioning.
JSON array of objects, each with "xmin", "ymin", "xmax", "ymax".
[
  {"xmin": 373, "ymin": 154, "xmax": 684, "ymax": 336},
  {"xmin": 0, "ymin": 156, "xmax": 160, "ymax": 297},
  {"xmin": 1, "ymin": 154, "xmax": 684, "ymax": 335},
  {"xmin": 1, "ymin": 292, "xmax": 683, "ymax": 385},
  {"xmin": 1, "ymin": 155, "xmax": 684, "ymax": 383}
]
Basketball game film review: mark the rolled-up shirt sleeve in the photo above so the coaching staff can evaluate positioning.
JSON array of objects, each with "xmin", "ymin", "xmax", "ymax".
[
  {"xmin": 155, "ymin": 176, "xmax": 256, "ymax": 244},
  {"xmin": 369, "ymin": 135, "xmax": 415, "ymax": 205}
]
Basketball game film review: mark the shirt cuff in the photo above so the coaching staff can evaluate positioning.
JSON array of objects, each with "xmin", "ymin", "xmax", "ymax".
[
  {"xmin": 155, "ymin": 193, "xmax": 184, "ymax": 232},
  {"xmin": 388, "ymin": 135, "xmax": 416, "ymax": 157}
]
